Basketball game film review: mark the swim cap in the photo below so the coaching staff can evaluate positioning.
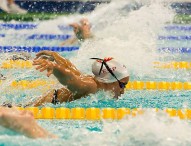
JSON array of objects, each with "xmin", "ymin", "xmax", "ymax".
[{"xmin": 92, "ymin": 57, "xmax": 129, "ymax": 83}]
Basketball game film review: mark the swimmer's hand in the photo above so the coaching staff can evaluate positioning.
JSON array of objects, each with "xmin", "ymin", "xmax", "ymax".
[
  {"xmin": 60, "ymin": 41, "xmax": 66, "ymax": 46},
  {"xmin": 35, "ymin": 51, "xmax": 55, "ymax": 60},
  {"xmin": 33, "ymin": 59, "xmax": 56, "ymax": 77}
]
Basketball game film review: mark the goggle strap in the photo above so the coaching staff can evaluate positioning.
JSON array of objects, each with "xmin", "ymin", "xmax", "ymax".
[{"xmin": 90, "ymin": 58, "xmax": 121, "ymax": 84}]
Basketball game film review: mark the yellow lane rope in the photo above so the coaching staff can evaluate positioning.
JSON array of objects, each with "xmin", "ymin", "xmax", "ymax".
[
  {"xmin": 0, "ymin": 80, "xmax": 56, "ymax": 89},
  {"xmin": 0, "ymin": 80, "xmax": 190, "ymax": 90},
  {"xmin": 15, "ymin": 107, "xmax": 191, "ymax": 120},
  {"xmin": 1, "ymin": 60, "xmax": 191, "ymax": 69},
  {"xmin": 1, "ymin": 60, "xmax": 33, "ymax": 69},
  {"xmin": 153, "ymin": 61, "xmax": 191, "ymax": 69},
  {"xmin": 126, "ymin": 81, "xmax": 191, "ymax": 90}
]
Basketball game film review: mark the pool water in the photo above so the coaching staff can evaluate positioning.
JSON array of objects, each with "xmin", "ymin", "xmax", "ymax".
[{"xmin": 0, "ymin": 0, "xmax": 191, "ymax": 145}]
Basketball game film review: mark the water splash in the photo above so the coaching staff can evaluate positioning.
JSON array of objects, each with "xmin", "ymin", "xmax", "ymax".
[{"xmin": 71, "ymin": 0, "xmax": 175, "ymax": 79}]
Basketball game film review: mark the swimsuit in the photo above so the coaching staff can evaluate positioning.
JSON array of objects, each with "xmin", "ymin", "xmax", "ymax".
[{"xmin": 51, "ymin": 90, "xmax": 60, "ymax": 105}]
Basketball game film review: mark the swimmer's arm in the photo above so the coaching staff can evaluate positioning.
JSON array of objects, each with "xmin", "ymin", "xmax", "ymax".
[
  {"xmin": 60, "ymin": 37, "xmax": 78, "ymax": 46},
  {"xmin": 0, "ymin": 107, "xmax": 57, "ymax": 139},
  {"xmin": 36, "ymin": 51, "xmax": 79, "ymax": 72},
  {"xmin": 53, "ymin": 66, "xmax": 97, "ymax": 94},
  {"xmin": 51, "ymin": 52, "xmax": 81, "ymax": 76},
  {"xmin": 22, "ymin": 120, "xmax": 56, "ymax": 139}
]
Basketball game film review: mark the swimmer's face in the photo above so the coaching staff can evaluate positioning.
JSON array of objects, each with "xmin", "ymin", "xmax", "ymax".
[
  {"xmin": 80, "ymin": 19, "xmax": 91, "ymax": 29},
  {"xmin": 108, "ymin": 77, "xmax": 129, "ymax": 98},
  {"xmin": 80, "ymin": 18, "xmax": 89, "ymax": 25}
]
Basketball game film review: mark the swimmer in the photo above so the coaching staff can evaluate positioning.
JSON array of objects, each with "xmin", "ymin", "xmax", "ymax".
[
  {"xmin": 60, "ymin": 18, "xmax": 93, "ymax": 46},
  {"xmin": 0, "ymin": 0, "xmax": 27, "ymax": 14},
  {"xmin": 0, "ymin": 107, "xmax": 56, "ymax": 139},
  {"xmin": 25, "ymin": 51, "xmax": 129, "ymax": 107}
]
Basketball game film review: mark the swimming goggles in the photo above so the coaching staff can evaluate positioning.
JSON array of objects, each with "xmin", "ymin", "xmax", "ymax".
[{"xmin": 90, "ymin": 58, "xmax": 127, "ymax": 89}]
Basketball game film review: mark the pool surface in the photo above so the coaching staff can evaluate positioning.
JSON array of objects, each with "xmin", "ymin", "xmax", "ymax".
[{"xmin": 0, "ymin": 0, "xmax": 191, "ymax": 145}]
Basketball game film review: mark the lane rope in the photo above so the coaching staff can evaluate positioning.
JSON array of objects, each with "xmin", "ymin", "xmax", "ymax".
[
  {"xmin": 0, "ymin": 80, "xmax": 190, "ymax": 90},
  {"xmin": 159, "ymin": 36, "xmax": 191, "ymax": 40},
  {"xmin": 1, "ymin": 60, "xmax": 190, "ymax": 69},
  {"xmin": 14, "ymin": 107, "xmax": 191, "ymax": 120},
  {"xmin": 158, "ymin": 47, "xmax": 191, "ymax": 53},
  {"xmin": 0, "ymin": 46, "xmax": 79, "ymax": 52}
]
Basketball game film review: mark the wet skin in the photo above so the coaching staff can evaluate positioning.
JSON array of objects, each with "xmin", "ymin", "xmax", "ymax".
[
  {"xmin": 26, "ymin": 51, "xmax": 130, "ymax": 106},
  {"xmin": 0, "ymin": 107, "xmax": 56, "ymax": 138}
]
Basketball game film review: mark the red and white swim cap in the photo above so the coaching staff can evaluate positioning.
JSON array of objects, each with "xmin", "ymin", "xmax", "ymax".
[{"xmin": 92, "ymin": 57, "xmax": 129, "ymax": 83}]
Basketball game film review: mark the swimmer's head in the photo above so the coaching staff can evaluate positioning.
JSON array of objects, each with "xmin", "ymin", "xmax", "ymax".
[
  {"xmin": 80, "ymin": 18, "xmax": 90, "ymax": 26},
  {"xmin": 91, "ymin": 57, "xmax": 129, "ymax": 84}
]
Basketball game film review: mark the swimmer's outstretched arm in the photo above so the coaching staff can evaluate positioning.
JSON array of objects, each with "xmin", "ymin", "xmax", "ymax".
[
  {"xmin": 60, "ymin": 37, "xmax": 78, "ymax": 46},
  {"xmin": 36, "ymin": 51, "xmax": 80, "ymax": 75},
  {"xmin": 0, "ymin": 107, "xmax": 57, "ymax": 139},
  {"xmin": 33, "ymin": 57, "xmax": 97, "ymax": 95}
]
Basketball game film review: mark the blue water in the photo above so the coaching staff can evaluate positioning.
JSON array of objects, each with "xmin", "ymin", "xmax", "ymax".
[
  {"xmin": 0, "ymin": 22, "xmax": 191, "ymax": 145},
  {"xmin": 0, "ymin": 2, "xmax": 191, "ymax": 145}
]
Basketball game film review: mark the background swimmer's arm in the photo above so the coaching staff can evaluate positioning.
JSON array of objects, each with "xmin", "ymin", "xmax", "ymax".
[
  {"xmin": 0, "ymin": 107, "xmax": 57, "ymax": 139},
  {"xmin": 60, "ymin": 37, "xmax": 78, "ymax": 46}
]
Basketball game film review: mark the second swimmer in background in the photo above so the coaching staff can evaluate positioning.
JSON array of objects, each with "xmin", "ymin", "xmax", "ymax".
[{"xmin": 60, "ymin": 18, "xmax": 93, "ymax": 46}]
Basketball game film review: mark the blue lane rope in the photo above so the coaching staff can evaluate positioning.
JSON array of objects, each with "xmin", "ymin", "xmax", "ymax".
[
  {"xmin": 2, "ymin": 23, "xmax": 191, "ymax": 31},
  {"xmin": 158, "ymin": 36, "xmax": 191, "ymax": 40},
  {"xmin": 0, "ymin": 23, "xmax": 71, "ymax": 30},
  {"xmin": 0, "ymin": 34, "xmax": 5, "ymax": 37},
  {"xmin": 26, "ymin": 34, "xmax": 71, "ymax": 40},
  {"xmin": 2, "ymin": 33, "xmax": 191, "ymax": 41},
  {"xmin": 0, "ymin": 24, "xmax": 37, "ymax": 30},
  {"xmin": 165, "ymin": 26, "xmax": 191, "ymax": 31},
  {"xmin": 58, "ymin": 25, "xmax": 72, "ymax": 31},
  {"xmin": 0, "ymin": 46, "xmax": 189, "ymax": 53},
  {"xmin": 0, "ymin": 34, "xmax": 71, "ymax": 40},
  {"xmin": 0, "ymin": 46, "xmax": 79, "ymax": 52},
  {"xmin": 158, "ymin": 48, "xmax": 191, "ymax": 53}
]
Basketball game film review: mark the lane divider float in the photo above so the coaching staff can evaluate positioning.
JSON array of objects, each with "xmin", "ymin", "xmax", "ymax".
[
  {"xmin": 1, "ymin": 60, "xmax": 191, "ymax": 69},
  {"xmin": 158, "ymin": 47, "xmax": 191, "ymax": 53},
  {"xmin": 0, "ymin": 46, "xmax": 79, "ymax": 52},
  {"xmin": 0, "ymin": 23, "xmax": 37, "ymax": 30},
  {"xmin": 26, "ymin": 34, "xmax": 71, "ymax": 40},
  {"xmin": 153, "ymin": 61, "xmax": 191, "ymax": 69},
  {"xmin": 158, "ymin": 36, "xmax": 191, "ymax": 40},
  {"xmin": 15, "ymin": 107, "xmax": 191, "ymax": 120},
  {"xmin": 9, "ymin": 80, "xmax": 56, "ymax": 89},
  {"xmin": 2, "ymin": 23, "xmax": 190, "ymax": 31},
  {"xmin": 0, "ymin": 23, "xmax": 71, "ymax": 30},
  {"xmin": 126, "ymin": 81, "xmax": 191, "ymax": 90},
  {"xmin": 0, "ymin": 80, "xmax": 190, "ymax": 90},
  {"xmin": 165, "ymin": 25, "xmax": 191, "ymax": 31},
  {"xmin": 1, "ymin": 60, "xmax": 33, "ymax": 69}
]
